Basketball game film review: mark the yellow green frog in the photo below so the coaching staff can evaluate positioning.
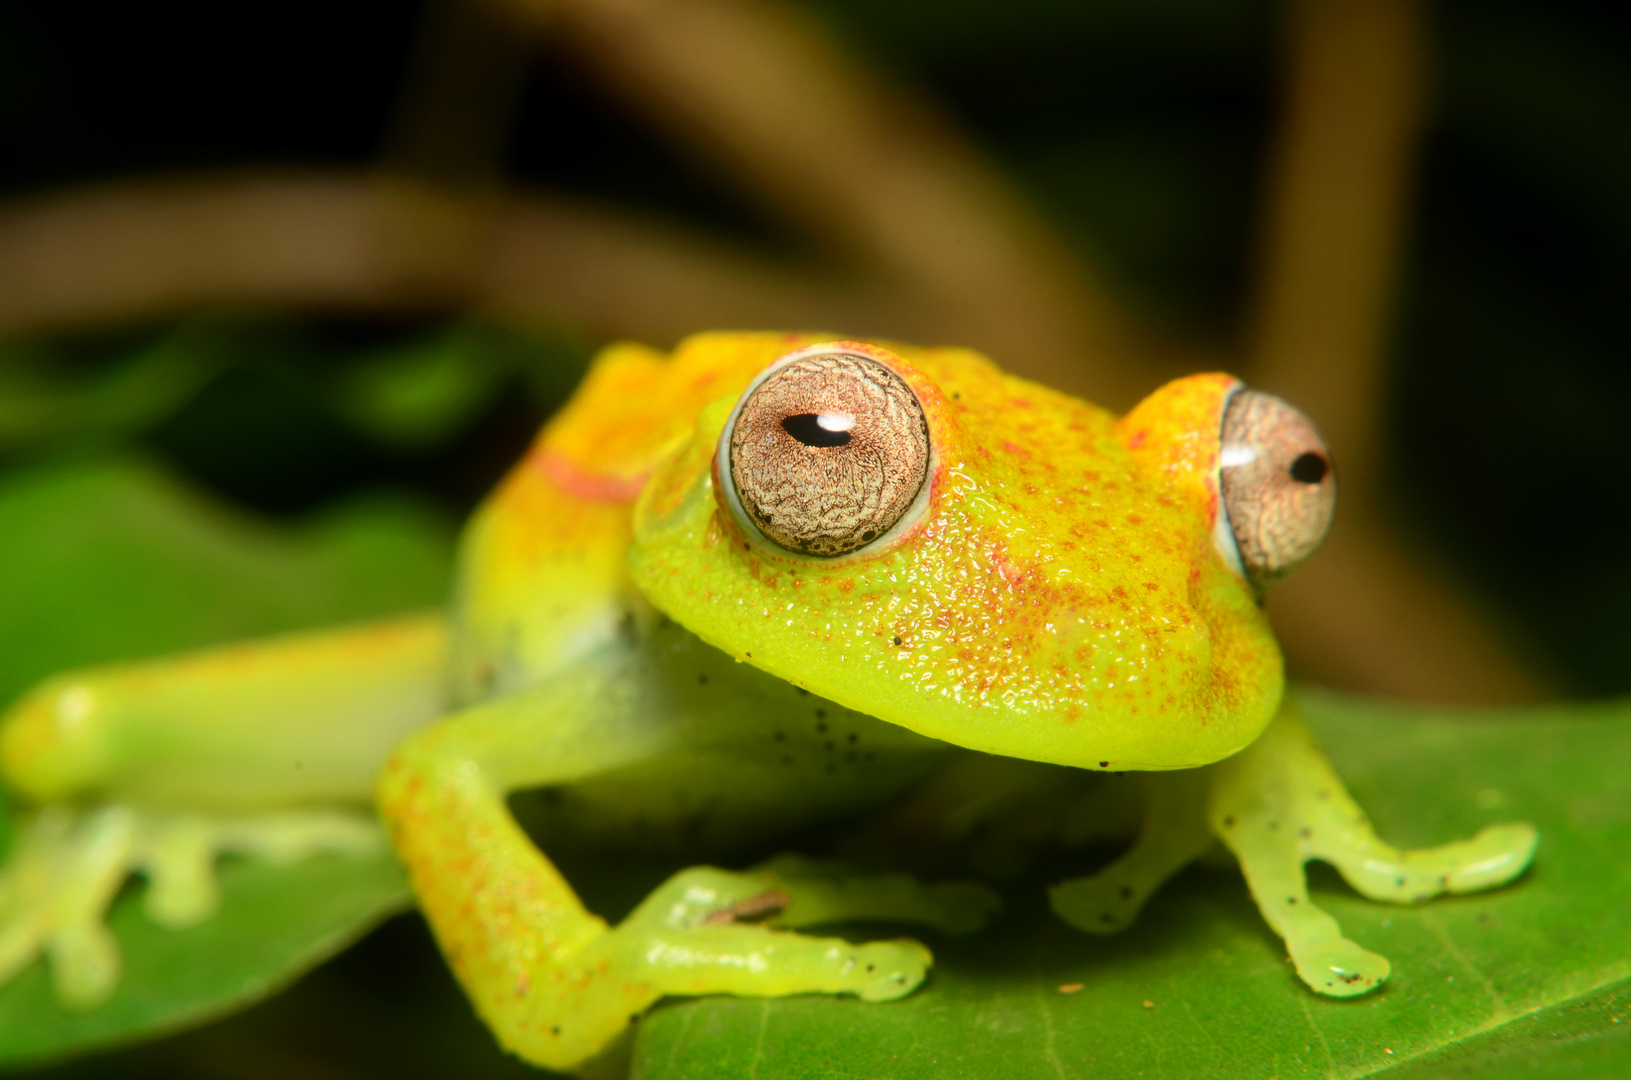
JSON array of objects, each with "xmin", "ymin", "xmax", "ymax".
[{"xmin": 0, "ymin": 333, "xmax": 1536, "ymax": 1071}]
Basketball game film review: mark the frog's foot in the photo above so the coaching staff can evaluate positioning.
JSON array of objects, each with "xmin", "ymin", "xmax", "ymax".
[
  {"xmin": 1209, "ymin": 708, "xmax": 1539, "ymax": 998},
  {"xmin": 1050, "ymin": 771, "xmax": 1212, "ymax": 935},
  {"xmin": 0, "ymin": 804, "xmax": 382, "ymax": 1008},
  {"xmin": 596, "ymin": 859, "xmax": 990, "ymax": 1007},
  {"xmin": 749, "ymin": 853, "xmax": 1002, "ymax": 936}
]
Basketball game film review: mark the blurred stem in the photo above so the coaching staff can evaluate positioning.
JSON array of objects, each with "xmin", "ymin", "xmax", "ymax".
[
  {"xmin": 1248, "ymin": 0, "xmax": 1544, "ymax": 703},
  {"xmin": 1247, "ymin": 0, "xmax": 1426, "ymax": 495},
  {"xmin": 385, "ymin": 0, "xmax": 534, "ymax": 189},
  {"xmin": 483, "ymin": 0, "xmax": 1171, "ymax": 407}
]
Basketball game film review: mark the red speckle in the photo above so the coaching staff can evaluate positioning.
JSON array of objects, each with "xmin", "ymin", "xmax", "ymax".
[
  {"xmin": 1128, "ymin": 429, "xmax": 1147, "ymax": 449},
  {"xmin": 537, "ymin": 452, "xmax": 648, "ymax": 503}
]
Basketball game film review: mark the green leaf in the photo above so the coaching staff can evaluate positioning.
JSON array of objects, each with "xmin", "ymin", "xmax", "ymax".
[
  {"xmin": 0, "ymin": 458, "xmax": 454, "ymax": 706},
  {"xmin": 0, "ymin": 459, "xmax": 452, "ymax": 1061},
  {"xmin": 632, "ymin": 690, "xmax": 1631, "ymax": 1080},
  {"xmin": 328, "ymin": 327, "xmax": 508, "ymax": 451},
  {"xmin": 327, "ymin": 321, "xmax": 594, "ymax": 451},
  {"xmin": 0, "ymin": 335, "xmax": 217, "ymax": 454}
]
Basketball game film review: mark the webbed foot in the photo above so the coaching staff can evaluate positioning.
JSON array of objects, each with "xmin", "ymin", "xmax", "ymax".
[
  {"xmin": 1049, "ymin": 704, "xmax": 1537, "ymax": 999},
  {"xmin": 0, "ymin": 804, "xmax": 382, "ymax": 1008}
]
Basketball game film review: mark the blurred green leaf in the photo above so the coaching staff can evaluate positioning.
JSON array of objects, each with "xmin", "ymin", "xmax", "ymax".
[
  {"xmin": 0, "ymin": 336, "xmax": 216, "ymax": 454},
  {"xmin": 632, "ymin": 690, "xmax": 1631, "ymax": 1079},
  {"xmin": 0, "ymin": 458, "xmax": 455, "ymax": 706},
  {"xmin": 0, "ymin": 458, "xmax": 450, "ymax": 1062},
  {"xmin": 329, "ymin": 328, "xmax": 507, "ymax": 450}
]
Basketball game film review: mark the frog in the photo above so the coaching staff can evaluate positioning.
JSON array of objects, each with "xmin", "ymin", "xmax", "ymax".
[{"xmin": 0, "ymin": 332, "xmax": 1537, "ymax": 1072}]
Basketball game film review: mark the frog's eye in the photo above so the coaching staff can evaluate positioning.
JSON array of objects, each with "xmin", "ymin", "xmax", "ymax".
[
  {"xmin": 1217, "ymin": 388, "xmax": 1337, "ymax": 588},
  {"xmin": 722, "ymin": 350, "xmax": 930, "ymax": 557}
]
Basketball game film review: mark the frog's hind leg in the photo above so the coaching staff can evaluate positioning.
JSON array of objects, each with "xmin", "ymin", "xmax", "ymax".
[
  {"xmin": 1209, "ymin": 704, "xmax": 1537, "ymax": 998},
  {"xmin": 0, "ymin": 613, "xmax": 446, "ymax": 1007},
  {"xmin": 1048, "ymin": 770, "xmax": 1215, "ymax": 935}
]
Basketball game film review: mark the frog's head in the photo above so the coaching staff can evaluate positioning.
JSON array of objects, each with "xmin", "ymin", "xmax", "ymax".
[{"xmin": 631, "ymin": 335, "xmax": 1335, "ymax": 770}]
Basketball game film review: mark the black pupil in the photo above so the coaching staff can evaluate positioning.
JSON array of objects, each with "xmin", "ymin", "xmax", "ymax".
[
  {"xmin": 782, "ymin": 414, "xmax": 851, "ymax": 448},
  {"xmin": 1289, "ymin": 452, "xmax": 1328, "ymax": 484}
]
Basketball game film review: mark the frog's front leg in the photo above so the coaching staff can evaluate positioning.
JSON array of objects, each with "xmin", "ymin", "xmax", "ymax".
[
  {"xmin": 377, "ymin": 642, "xmax": 975, "ymax": 1072},
  {"xmin": 1049, "ymin": 701, "xmax": 1537, "ymax": 997},
  {"xmin": 1209, "ymin": 705, "xmax": 1537, "ymax": 995},
  {"xmin": 1048, "ymin": 768, "xmax": 1214, "ymax": 934}
]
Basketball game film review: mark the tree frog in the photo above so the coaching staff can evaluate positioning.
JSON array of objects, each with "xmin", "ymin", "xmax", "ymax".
[{"xmin": 0, "ymin": 333, "xmax": 1537, "ymax": 1071}]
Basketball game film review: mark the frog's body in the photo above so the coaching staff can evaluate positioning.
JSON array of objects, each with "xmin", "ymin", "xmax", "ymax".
[{"xmin": 0, "ymin": 333, "xmax": 1536, "ymax": 1072}]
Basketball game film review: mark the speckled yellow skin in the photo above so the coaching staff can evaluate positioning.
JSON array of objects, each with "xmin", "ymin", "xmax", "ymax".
[{"xmin": 0, "ymin": 332, "xmax": 1538, "ymax": 1073}]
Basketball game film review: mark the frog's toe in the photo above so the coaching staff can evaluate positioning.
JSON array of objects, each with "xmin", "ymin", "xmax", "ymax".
[
  {"xmin": 142, "ymin": 817, "xmax": 219, "ymax": 928},
  {"xmin": 1316, "ymin": 819, "xmax": 1541, "ymax": 904},
  {"xmin": 1049, "ymin": 874, "xmax": 1142, "ymax": 935},
  {"xmin": 49, "ymin": 921, "xmax": 121, "ymax": 1009},
  {"xmin": 1293, "ymin": 935, "xmax": 1390, "ymax": 998},
  {"xmin": 1444, "ymin": 822, "xmax": 1538, "ymax": 893},
  {"xmin": 217, "ymin": 810, "xmax": 384, "ymax": 866},
  {"xmin": 851, "ymin": 939, "xmax": 932, "ymax": 1002}
]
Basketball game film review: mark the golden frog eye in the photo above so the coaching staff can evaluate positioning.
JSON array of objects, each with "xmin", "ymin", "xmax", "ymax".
[
  {"xmin": 1218, "ymin": 388, "xmax": 1337, "ymax": 588},
  {"xmin": 723, "ymin": 350, "xmax": 930, "ymax": 557}
]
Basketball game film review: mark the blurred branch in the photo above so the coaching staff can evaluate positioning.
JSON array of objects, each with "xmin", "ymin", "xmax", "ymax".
[
  {"xmin": 485, "ymin": 0, "xmax": 1172, "ymax": 407},
  {"xmin": 1247, "ymin": 0, "xmax": 1424, "ymax": 491},
  {"xmin": 1247, "ymin": 0, "xmax": 1543, "ymax": 703},
  {"xmin": 0, "ymin": 171, "xmax": 915, "ymax": 344}
]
